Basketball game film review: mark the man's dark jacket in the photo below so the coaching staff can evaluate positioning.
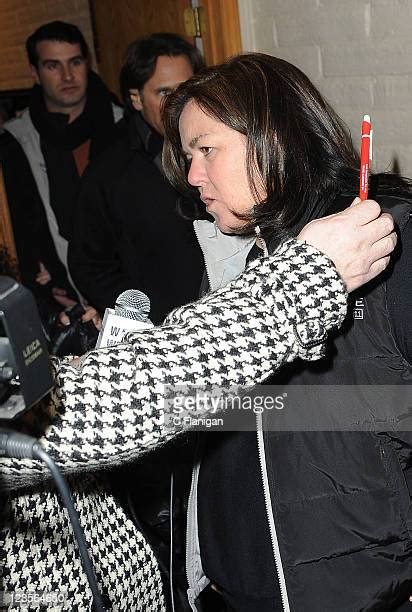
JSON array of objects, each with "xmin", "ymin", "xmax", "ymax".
[
  {"xmin": 0, "ymin": 131, "xmax": 74, "ymax": 298},
  {"xmin": 69, "ymin": 114, "xmax": 204, "ymax": 323},
  {"xmin": 1, "ymin": 73, "xmax": 122, "ymax": 295}
]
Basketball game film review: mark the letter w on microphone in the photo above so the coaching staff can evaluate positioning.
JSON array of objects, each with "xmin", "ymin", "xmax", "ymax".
[{"xmin": 96, "ymin": 308, "xmax": 153, "ymax": 348}]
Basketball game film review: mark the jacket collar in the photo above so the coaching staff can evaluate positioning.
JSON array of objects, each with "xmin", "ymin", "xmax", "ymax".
[
  {"xmin": 193, "ymin": 219, "xmax": 256, "ymax": 291},
  {"xmin": 129, "ymin": 112, "xmax": 163, "ymax": 171}
]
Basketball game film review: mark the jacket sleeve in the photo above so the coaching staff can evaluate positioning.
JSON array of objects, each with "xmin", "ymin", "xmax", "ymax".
[
  {"xmin": 1, "ymin": 239, "xmax": 347, "ymax": 490},
  {"xmin": 0, "ymin": 132, "xmax": 74, "ymax": 296},
  {"xmin": 68, "ymin": 166, "xmax": 134, "ymax": 312}
]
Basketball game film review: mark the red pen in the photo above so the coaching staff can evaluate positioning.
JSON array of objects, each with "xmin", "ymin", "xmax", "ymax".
[{"xmin": 359, "ymin": 114, "xmax": 372, "ymax": 200}]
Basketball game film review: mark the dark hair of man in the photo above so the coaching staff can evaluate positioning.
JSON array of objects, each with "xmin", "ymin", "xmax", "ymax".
[
  {"xmin": 162, "ymin": 52, "xmax": 411, "ymax": 237},
  {"xmin": 26, "ymin": 21, "xmax": 89, "ymax": 68},
  {"xmin": 119, "ymin": 32, "xmax": 205, "ymax": 114}
]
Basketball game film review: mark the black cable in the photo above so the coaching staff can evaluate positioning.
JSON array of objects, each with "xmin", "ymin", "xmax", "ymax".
[{"xmin": 0, "ymin": 428, "xmax": 108, "ymax": 612}]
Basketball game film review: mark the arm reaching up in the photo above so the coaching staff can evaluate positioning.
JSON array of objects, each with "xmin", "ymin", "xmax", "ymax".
[{"xmin": 1, "ymin": 200, "xmax": 396, "ymax": 489}]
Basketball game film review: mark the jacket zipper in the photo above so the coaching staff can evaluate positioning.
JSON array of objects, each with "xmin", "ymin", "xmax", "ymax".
[
  {"xmin": 186, "ymin": 459, "xmax": 198, "ymax": 611},
  {"xmin": 254, "ymin": 225, "xmax": 269, "ymax": 257},
  {"xmin": 256, "ymin": 412, "xmax": 290, "ymax": 612},
  {"xmin": 186, "ymin": 435, "xmax": 209, "ymax": 611},
  {"xmin": 193, "ymin": 222, "xmax": 213, "ymax": 291}
]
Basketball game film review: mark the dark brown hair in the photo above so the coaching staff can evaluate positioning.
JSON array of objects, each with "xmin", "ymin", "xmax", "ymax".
[
  {"xmin": 26, "ymin": 21, "xmax": 89, "ymax": 68},
  {"xmin": 119, "ymin": 33, "xmax": 205, "ymax": 114},
  {"xmin": 162, "ymin": 53, "xmax": 362, "ymax": 236}
]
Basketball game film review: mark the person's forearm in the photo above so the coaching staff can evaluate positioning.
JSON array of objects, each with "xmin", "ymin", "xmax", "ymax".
[{"xmin": 0, "ymin": 238, "xmax": 346, "ymax": 490}]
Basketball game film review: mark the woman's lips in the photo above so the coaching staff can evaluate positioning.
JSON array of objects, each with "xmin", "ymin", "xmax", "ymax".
[{"xmin": 201, "ymin": 196, "xmax": 215, "ymax": 207}]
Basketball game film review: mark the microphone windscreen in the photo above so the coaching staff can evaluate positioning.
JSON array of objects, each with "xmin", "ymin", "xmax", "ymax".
[{"xmin": 114, "ymin": 290, "xmax": 151, "ymax": 322}]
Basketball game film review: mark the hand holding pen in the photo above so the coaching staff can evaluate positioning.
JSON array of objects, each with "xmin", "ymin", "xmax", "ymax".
[{"xmin": 359, "ymin": 115, "xmax": 372, "ymax": 200}]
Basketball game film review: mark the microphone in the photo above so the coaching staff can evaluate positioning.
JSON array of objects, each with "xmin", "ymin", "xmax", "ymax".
[
  {"xmin": 96, "ymin": 290, "xmax": 154, "ymax": 348},
  {"xmin": 114, "ymin": 290, "xmax": 151, "ymax": 322}
]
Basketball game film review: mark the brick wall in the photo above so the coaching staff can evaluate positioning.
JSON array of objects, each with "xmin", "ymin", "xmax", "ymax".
[
  {"xmin": 0, "ymin": 0, "xmax": 96, "ymax": 91},
  {"xmin": 239, "ymin": 0, "xmax": 412, "ymax": 177}
]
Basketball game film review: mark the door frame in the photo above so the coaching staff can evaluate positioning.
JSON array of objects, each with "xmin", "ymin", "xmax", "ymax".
[{"xmin": 196, "ymin": 0, "xmax": 243, "ymax": 64}]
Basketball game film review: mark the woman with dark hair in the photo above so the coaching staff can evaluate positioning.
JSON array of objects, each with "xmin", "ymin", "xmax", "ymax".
[
  {"xmin": 0, "ymin": 203, "xmax": 391, "ymax": 611},
  {"xmin": 162, "ymin": 53, "xmax": 412, "ymax": 611},
  {"xmin": 0, "ymin": 52, "xmax": 398, "ymax": 610}
]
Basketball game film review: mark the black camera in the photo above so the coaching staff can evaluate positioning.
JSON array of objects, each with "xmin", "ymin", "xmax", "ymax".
[{"xmin": 0, "ymin": 276, "xmax": 53, "ymax": 419}]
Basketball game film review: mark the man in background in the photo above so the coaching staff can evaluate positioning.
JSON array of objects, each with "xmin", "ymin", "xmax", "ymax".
[
  {"xmin": 68, "ymin": 33, "xmax": 205, "ymax": 324},
  {"xmin": 1, "ymin": 20, "xmax": 122, "ymax": 302},
  {"xmin": 68, "ymin": 33, "xmax": 206, "ymax": 611}
]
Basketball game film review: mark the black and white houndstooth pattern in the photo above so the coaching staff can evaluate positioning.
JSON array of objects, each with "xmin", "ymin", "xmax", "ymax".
[
  {"xmin": 0, "ymin": 238, "xmax": 347, "ymax": 610},
  {"xmin": 2, "ymin": 474, "xmax": 165, "ymax": 611}
]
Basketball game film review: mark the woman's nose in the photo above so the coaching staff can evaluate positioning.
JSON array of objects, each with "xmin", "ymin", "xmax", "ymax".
[{"xmin": 187, "ymin": 157, "xmax": 206, "ymax": 188}]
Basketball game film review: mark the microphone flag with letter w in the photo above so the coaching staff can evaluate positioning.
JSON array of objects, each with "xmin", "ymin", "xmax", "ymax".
[{"xmin": 96, "ymin": 290, "xmax": 154, "ymax": 348}]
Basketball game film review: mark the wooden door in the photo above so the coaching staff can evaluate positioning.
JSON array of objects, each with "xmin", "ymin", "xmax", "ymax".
[
  {"xmin": 90, "ymin": 0, "xmax": 193, "ymax": 97},
  {"xmin": 198, "ymin": 0, "xmax": 242, "ymax": 65},
  {"xmin": 89, "ymin": 0, "xmax": 242, "ymax": 97},
  {"xmin": 0, "ymin": 166, "xmax": 20, "ymax": 279}
]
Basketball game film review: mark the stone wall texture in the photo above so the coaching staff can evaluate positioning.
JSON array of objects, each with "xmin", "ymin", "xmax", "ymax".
[{"xmin": 239, "ymin": 0, "xmax": 412, "ymax": 177}]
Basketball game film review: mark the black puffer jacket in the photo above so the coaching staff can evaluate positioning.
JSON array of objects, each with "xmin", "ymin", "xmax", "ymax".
[
  {"xmin": 263, "ymin": 195, "xmax": 412, "ymax": 611},
  {"xmin": 197, "ymin": 194, "xmax": 412, "ymax": 612}
]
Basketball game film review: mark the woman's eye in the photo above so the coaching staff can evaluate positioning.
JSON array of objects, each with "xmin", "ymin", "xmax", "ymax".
[{"xmin": 200, "ymin": 147, "xmax": 212, "ymax": 156}]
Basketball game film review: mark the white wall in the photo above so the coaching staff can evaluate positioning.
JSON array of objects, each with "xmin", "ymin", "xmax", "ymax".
[{"xmin": 238, "ymin": 0, "xmax": 412, "ymax": 177}]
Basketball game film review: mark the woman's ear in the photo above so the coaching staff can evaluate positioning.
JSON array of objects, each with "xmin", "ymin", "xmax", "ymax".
[{"xmin": 129, "ymin": 89, "xmax": 143, "ymax": 112}]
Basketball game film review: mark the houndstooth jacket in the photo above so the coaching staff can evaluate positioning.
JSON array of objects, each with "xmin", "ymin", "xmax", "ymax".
[{"xmin": 0, "ymin": 239, "xmax": 347, "ymax": 611}]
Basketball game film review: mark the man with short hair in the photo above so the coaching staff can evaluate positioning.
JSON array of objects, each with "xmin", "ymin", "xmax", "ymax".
[
  {"xmin": 68, "ymin": 34, "xmax": 205, "ymax": 612},
  {"xmin": 1, "ymin": 20, "xmax": 122, "ymax": 299},
  {"xmin": 69, "ymin": 33, "xmax": 205, "ymax": 323}
]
